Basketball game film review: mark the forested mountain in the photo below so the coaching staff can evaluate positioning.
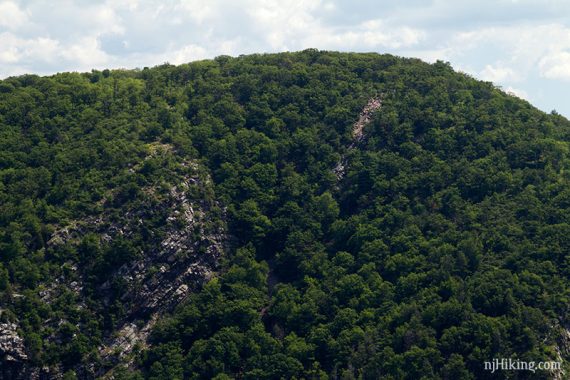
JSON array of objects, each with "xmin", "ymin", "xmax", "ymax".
[{"xmin": 1, "ymin": 50, "xmax": 570, "ymax": 379}]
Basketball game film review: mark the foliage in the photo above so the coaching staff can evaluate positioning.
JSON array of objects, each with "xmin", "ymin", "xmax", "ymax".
[{"xmin": 1, "ymin": 50, "xmax": 570, "ymax": 379}]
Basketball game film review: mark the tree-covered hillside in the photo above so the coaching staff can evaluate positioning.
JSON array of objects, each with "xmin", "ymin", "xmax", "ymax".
[{"xmin": 2, "ymin": 50, "xmax": 570, "ymax": 379}]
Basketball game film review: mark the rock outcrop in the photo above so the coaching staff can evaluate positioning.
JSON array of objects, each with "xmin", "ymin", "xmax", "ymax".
[
  {"xmin": 350, "ymin": 97, "xmax": 382, "ymax": 146},
  {"xmin": 11, "ymin": 155, "xmax": 227, "ymax": 379},
  {"xmin": 0, "ymin": 323, "xmax": 27, "ymax": 363},
  {"xmin": 334, "ymin": 97, "xmax": 382, "ymax": 181},
  {"xmin": 97, "ymin": 174, "xmax": 226, "ymax": 371},
  {"xmin": 0, "ymin": 323, "xmax": 28, "ymax": 380}
]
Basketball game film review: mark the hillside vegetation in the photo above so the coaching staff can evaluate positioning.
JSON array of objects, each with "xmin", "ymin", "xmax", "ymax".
[{"xmin": 1, "ymin": 50, "xmax": 570, "ymax": 379}]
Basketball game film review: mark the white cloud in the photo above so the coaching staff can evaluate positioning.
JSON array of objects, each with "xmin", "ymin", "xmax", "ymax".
[
  {"xmin": 0, "ymin": 33, "xmax": 20, "ymax": 63},
  {"xmin": 92, "ymin": 6, "xmax": 125, "ymax": 36},
  {"xmin": 302, "ymin": 23, "xmax": 424, "ymax": 50},
  {"xmin": 247, "ymin": 0, "xmax": 322, "ymax": 50},
  {"xmin": 323, "ymin": 2, "xmax": 336, "ymax": 11},
  {"xmin": 246, "ymin": 0, "xmax": 424, "ymax": 52},
  {"xmin": 108, "ymin": 0, "xmax": 139, "ymax": 11},
  {"xmin": 0, "ymin": 1, "xmax": 28, "ymax": 30},
  {"xmin": 446, "ymin": 23, "xmax": 570, "ymax": 70},
  {"xmin": 60, "ymin": 36, "xmax": 110, "ymax": 68},
  {"xmin": 539, "ymin": 51, "xmax": 570, "ymax": 80},
  {"xmin": 167, "ymin": 44, "xmax": 210, "ymax": 64},
  {"xmin": 480, "ymin": 64, "xmax": 520, "ymax": 82},
  {"xmin": 0, "ymin": 32, "xmax": 59, "ymax": 64},
  {"xmin": 0, "ymin": 31, "xmax": 111, "ymax": 75},
  {"xmin": 176, "ymin": 0, "xmax": 216, "ymax": 25}
]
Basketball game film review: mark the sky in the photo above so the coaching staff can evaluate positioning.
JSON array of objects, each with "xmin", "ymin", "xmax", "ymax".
[{"xmin": 1, "ymin": 0, "xmax": 569, "ymax": 116}]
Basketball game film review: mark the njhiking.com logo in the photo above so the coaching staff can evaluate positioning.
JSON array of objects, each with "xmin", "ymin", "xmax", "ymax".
[{"xmin": 484, "ymin": 358, "xmax": 561, "ymax": 374}]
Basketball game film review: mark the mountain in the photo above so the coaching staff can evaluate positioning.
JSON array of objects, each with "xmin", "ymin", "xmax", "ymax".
[{"xmin": 1, "ymin": 50, "xmax": 570, "ymax": 379}]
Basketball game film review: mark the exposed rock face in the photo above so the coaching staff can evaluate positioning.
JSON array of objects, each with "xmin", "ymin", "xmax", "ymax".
[
  {"xmin": 0, "ymin": 323, "xmax": 28, "ymax": 380},
  {"xmin": 334, "ymin": 97, "xmax": 382, "ymax": 181},
  {"xmin": 552, "ymin": 323, "xmax": 569, "ymax": 380},
  {"xmin": 100, "ymin": 178, "xmax": 223, "ymax": 315},
  {"xmin": 0, "ymin": 323, "xmax": 27, "ymax": 362},
  {"xmin": 97, "ymin": 175, "xmax": 226, "ymax": 371},
  {"xmin": 11, "ymin": 157, "xmax": 227, "ymax": 379},
  {"xmin": 350, "ymin": 97, "xmax": 382, "ymax": 146}
]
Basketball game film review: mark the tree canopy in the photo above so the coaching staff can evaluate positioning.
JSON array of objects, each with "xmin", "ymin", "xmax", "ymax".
[{"xmin": 1, "ymin": 50, "xmax": 570, "ymax": 379}]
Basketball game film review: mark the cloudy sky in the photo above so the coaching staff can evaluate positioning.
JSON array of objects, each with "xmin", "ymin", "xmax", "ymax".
[{"xmin": 1, "ymin": 0, "xmax": 569, "ymax": 116}]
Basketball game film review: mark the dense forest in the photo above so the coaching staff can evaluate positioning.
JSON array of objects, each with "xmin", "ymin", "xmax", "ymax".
[{"xmin": 1, "ymin": 50, "xmax": 570, "ymax": 379}]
